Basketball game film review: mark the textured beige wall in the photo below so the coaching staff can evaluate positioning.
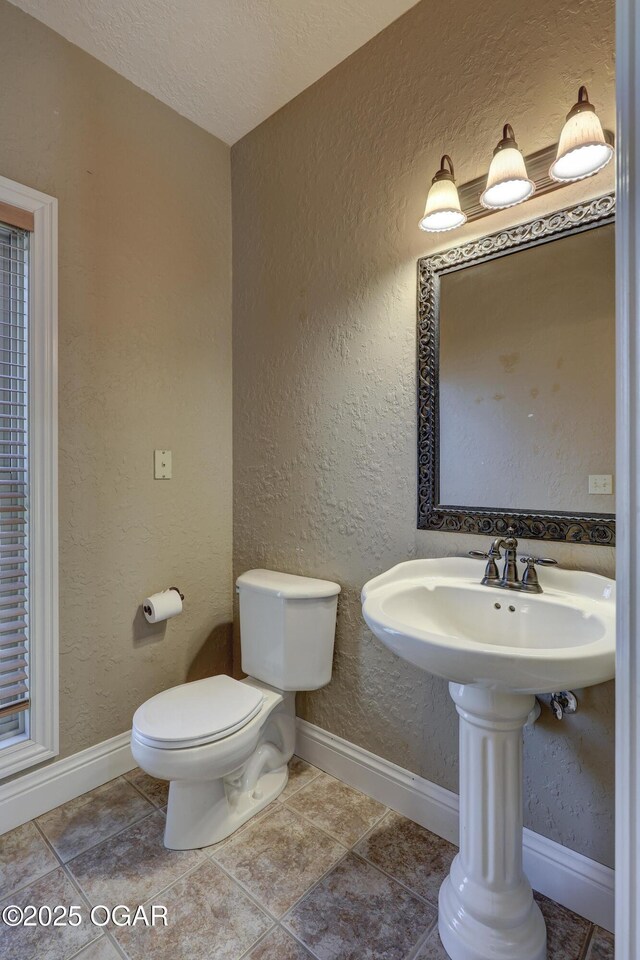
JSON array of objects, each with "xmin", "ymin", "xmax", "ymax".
[
  {"xmin": 232, "ymin": 0, "xmax": 616, "ymax": 865},
  {"xmin": 0, "ymin": 0, "xmax": 233, "ymax": 770}
]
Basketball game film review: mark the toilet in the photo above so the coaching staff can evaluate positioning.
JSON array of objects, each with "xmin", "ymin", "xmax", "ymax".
[{"xmin": 131, "ymin": 569, "xmax": 340, "ymax": 850}]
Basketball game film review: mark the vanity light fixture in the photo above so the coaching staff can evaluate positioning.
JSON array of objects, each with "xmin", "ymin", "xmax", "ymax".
[
  {"xmin": 480, "ymin": 124, "xmax": 535, "ymax": 210},
  {"xmin": 418, "ymin": 155, "xmax": 467, "ymax": 232},
  {"xmin": 549, "ymin": 86, "xmax": 614, "ymax": 182}
]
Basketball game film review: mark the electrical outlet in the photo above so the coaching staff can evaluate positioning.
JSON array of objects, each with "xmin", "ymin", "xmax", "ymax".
[
  {"xmin": 154, "ymin": 450, "xmax": 172, "ymax": 479},
  {"xmin": 588, "ymin": 474, "xmax": 613, "ymax": 495}
]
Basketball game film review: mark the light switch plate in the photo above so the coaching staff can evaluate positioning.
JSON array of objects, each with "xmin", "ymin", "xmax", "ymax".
[
  {"xmin": 154, "ymin": 449, "xmax": 172, "ymax": 479},
  {"xmin": 588, "ymin": 474, "xmax": 613, "ymax": 495}
]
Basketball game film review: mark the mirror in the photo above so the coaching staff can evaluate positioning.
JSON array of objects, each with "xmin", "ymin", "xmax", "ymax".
[{"xmin": 417, "ymin": 194, "xmax": 615, "ymax": 544}]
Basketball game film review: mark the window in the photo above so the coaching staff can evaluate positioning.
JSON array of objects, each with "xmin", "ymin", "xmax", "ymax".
[
  {"xmin": 0, "ymin": 220, "xmax": 29, "ymax": 744},
  {"xmin": 0, "ymin": 176, "xmax": 57, "ymax": 778}
]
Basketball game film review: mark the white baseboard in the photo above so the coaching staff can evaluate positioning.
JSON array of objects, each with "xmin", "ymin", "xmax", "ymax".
[
  {"xmin": 296, "ymin": 718, "xmax": 614, "ymax": 933},
  {"xmin": 0, "ymin": 731, "xmax": 135, "ymax": 835}
]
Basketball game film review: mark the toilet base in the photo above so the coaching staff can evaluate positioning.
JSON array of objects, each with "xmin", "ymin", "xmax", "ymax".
[
  {"xmin": 131, "ymin": 681, "xmax": 296, "ymax": 851},
  {"xmin": 164, "ymin": 764, "xmax": 289, "ymax": 849}
]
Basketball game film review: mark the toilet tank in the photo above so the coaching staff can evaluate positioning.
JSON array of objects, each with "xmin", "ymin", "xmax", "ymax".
[{"xmin": 236, "ymin": 569, "xmax": 341, "ymax": 691}]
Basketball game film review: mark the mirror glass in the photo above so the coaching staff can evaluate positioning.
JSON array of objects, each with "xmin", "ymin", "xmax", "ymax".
[{"xmin": 417, "ymin": 196, "xmax": 615, "ymax": 544}]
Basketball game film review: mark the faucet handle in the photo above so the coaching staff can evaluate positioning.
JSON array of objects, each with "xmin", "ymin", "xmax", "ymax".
[
  {"xmin": 469, "ymin": 551, "xmax": 500, "ymax": 583},
  {"xmin": 519, "ymin": 556, "xmax": 557, "ymax": 593},
  {"xmin": 520, "ymin": 557, "xmax": 558, "ymax": 593}
]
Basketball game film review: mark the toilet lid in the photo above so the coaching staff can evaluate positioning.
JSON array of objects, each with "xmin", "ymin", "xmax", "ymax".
[{"xmin": 132, "ymin": 675, "xmax": 264, "ymax": 750}]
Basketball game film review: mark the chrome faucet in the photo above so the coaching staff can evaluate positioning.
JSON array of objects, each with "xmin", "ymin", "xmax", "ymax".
[{"xmin": 469, "ymin": 528, "xmax": 557, "ymax": 593}]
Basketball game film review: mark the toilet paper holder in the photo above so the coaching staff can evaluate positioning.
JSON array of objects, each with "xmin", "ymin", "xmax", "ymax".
[{"xmin": 143, "ymin": 586, "xmax": 184, "ymax": 619}]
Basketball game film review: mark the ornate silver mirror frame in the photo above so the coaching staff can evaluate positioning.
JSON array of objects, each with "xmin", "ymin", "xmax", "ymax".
[{"xmin": 417, "ymin": 193, "xmax": 616, "ymax": 545}]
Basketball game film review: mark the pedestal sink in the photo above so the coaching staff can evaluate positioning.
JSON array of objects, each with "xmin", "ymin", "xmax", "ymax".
[{"xmin": 361, "ymin": 557, "xmax": 615, "ymax": 960}]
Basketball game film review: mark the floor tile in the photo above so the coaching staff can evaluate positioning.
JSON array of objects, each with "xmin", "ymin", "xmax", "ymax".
[
  {"xmin": 2, "ymin": 770, "xmax": 602, "ymax": 960},
  {"xmin": 585, "ymin": 925, "xmax": 615, "ymax": 960},
  {"xmin": 0, "ymin": 866, "xmax": 98, "ymax": 960},
  {"xmin": 413, "ymin": 927, "xmax": 449, "ymax": 959},
  {"xmin": 115, "ymin": 859, "xmax": 272, "ymax": 960},
  {"xmin": 213, "ymin": 804, "xmax": 345, "ymax": 917},
  {"xmin": 534, "ymin": 893, "xmax": 592, "ymax": 960},
  {"xmin": 285, "ymin": 773, "xmax": 386, "ymax": 845},
  {"xmin": 285, "ymin": 852, "xmax": 436, "ymax": 960},
  {"xmin": 192, "ymin": 801, "xmax": 280, "ymax": 862},
  {"xmin": 0, "ymin": 820, "xmax": 59, "ymax": 899},
  {"xmin": 67, "ymin": 811, "xmax": 203, "ymax": 909},
  {"xmin": 73, "ymin": 938, "xmax": 122, "ymax": 959},
  {"xmin": 354, "ymin": 811, "xmax": 456, "ymax": 905},
  {"xmin": 37, "ymin": 778, "xmax": 154, "ymax": 862},
  {"xmin": 124, "ymin": 768, "xmax": 169, "ymax": 808},
  {"xmin": 278, "ymin": 757, "xmax": 322, "ymax": 801},
  {"xmin": 225, "ymin": 800, "xmax": 280, "ymax": 843},
  {"xmin": 246, "ymin": 925, "xmax": 315, "ymax": 959}
]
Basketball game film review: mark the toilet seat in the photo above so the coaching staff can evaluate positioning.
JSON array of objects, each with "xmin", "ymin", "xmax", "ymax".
[{"xmin": 132, "ymin": 675, "xmax": 264, "ymax": 750}]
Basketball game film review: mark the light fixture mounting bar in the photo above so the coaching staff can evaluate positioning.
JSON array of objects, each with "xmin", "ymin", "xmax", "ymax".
[{"xmin": 458, "ymin": 133, "xmax": 614, "ymax": 224}]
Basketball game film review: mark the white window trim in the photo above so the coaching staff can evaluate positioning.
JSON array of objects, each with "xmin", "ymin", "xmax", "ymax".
[{"xmin": 0, "ymin": 175, "xmax": 58, "ymax": 778}]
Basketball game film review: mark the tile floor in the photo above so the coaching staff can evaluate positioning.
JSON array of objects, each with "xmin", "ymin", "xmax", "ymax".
[{"xmin": 0, "ymin": 757, "xmax": 614, "ymax": 960}]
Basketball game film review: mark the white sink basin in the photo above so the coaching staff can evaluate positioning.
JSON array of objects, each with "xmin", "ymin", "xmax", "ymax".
[
  {"xmin": 362, "ymin": 556, "xmax": 615, "ymax": 694},
  {"xmin": 361, "ymin": 555, "xmax": 616, "ymax": 960}
]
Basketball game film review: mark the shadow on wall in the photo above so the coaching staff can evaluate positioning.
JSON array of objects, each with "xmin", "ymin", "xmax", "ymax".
[
  {"xmin": 131, "ymin": 606, "xmax": 167, "ymax": 647},
  {"xmin": 231, "ymin": 609, "xmax": 245, "ymax": 680},
  {"xmin": 130, "ymin": 608, "xmax": 232, "ymax": 677},
  {"xmin": 187, "ymin": 622, "xmax": 234, "ymax": 681}
]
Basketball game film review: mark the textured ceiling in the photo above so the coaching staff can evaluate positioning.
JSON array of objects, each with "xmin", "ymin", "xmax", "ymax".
[{"xmin": 8, "ymin": 0, "xmax": 420, "ymax": 144}]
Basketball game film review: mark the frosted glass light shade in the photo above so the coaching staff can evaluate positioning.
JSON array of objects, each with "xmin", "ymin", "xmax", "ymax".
[
  {"xmin": 419, "ymin": 155, "xmax": 466, "ymax": 233},
  {"xmin": 420, "ymin": 178, "xmax": 466, "ymax": 232},
  {"xmin": 550, "ymin": 87, "xmax": 613, "ymax": 182},
  {"xmin": 480, "ymin": 126, "xmax": 535, "ymax": 210}
]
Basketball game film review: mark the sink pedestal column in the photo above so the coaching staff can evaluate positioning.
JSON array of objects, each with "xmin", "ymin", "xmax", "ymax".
[{"xmin": 438, "ymin": 684, "xmax": 546, "ymax": 960}]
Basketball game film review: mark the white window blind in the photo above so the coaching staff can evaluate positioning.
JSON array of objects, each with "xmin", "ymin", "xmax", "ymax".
[{"xmin": 0, "ymin": 220, "xmax": 29, "ymax": 745}]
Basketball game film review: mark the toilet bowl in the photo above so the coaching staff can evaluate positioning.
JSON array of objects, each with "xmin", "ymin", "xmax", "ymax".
[{"xmin": 131, "ymin": 569, "xmax": 340, "ymax": 850}]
